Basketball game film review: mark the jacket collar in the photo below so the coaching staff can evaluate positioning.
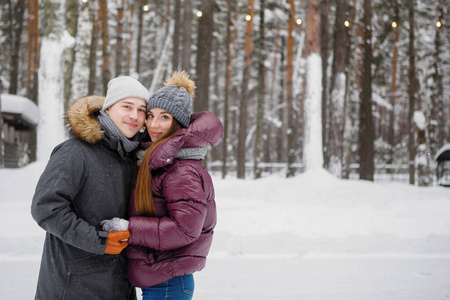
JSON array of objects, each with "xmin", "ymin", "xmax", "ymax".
[
  {"xmin": 142, "ymin": 111, "xmax": 224, "ymax": 170},
  {"xmin": 67, "ymin": 95, "xmax": 105, "ymax": 144}
]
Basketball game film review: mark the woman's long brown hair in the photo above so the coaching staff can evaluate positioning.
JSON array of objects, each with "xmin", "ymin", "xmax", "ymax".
[{"xmin": 134, "ymin": 120, "xmax": 182, "ymax": 216}]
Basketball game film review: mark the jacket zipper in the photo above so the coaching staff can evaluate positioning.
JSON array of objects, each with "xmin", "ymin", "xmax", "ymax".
[{"xmin": 63, "ymin": 272, "xmax": 72, "ymax": 300}]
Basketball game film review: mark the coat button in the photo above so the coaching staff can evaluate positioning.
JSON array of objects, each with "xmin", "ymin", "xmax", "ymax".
[{"xmin": 166, "ymin": 158, "xmax": 170, "ymax": 162}]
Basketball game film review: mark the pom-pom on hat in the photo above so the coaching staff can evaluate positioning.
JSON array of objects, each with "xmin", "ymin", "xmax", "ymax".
[
  {"xmin": 147, "ymin": 71, "xmax": 196, "ymax": 128},
  {"xmin": 102, "ymin": 76, "xmax": 150, "ymax": 111}
]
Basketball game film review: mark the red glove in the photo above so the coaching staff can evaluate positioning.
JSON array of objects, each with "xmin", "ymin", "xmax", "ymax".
[{"xmin": 104, "ymin": 230, "xmax": 130, "ymax": 254}]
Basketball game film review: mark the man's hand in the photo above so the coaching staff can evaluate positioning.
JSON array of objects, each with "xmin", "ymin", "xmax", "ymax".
[{"xmin": 104, "ymin": 231, "xmax": 130, "ymax": 254}]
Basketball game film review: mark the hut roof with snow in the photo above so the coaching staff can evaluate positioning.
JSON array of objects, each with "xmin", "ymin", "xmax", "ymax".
[
  {"xmin": 1, "ymin": 93, "xmax": 39, "ymax": 130},
  {"xmin": 435, "ymin": 144, "xmax": 450, "ymax": 162}
]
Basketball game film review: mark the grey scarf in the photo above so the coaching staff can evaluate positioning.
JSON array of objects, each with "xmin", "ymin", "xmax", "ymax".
[
  {"xmin": 176, "ymin": 147, "xmax": 208, "ymax": 160},
  {"xmin": 98, "ymin": 110, "xmax": 140, "ymax": 153},
  {"xmin": 137, "ymin": 146, "xmax": 208, "ymax": 166}
]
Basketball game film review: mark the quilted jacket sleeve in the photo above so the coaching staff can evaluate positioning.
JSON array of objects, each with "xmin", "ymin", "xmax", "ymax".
[
  {"xmin": 31, "ymin": 141, "xmax": 107, "ymax": 254},
  {"xmin": 128, "ymin": 165, "xmax": 207, "ymax": 250}
]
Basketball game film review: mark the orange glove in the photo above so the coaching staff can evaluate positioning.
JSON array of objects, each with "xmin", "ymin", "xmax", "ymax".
[{"xmin": 104, "ymin": 230, "xmax": 130, "ymax": 254}]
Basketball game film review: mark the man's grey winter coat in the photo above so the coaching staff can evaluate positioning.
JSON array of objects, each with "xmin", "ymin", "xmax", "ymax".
[{"xmin": 31, "ymin": 96, "xmax": 136, "ymax": 300}]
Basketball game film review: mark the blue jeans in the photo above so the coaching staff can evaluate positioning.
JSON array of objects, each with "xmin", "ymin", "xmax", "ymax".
[{"xmin": 141, "ymin": 274, "xmax": 194, "ymax": 300}]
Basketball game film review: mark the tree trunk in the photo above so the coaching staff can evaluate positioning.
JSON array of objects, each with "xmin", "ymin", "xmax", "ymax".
[
  {"xmin": 358, "ymin": 0, "xmax": 375, "ymax": 181},
  {"xmin": 222, "ymin": 3, "xmax": 239, "ymax": 177},
  {"xmin": 388, "ymin": 0, "xmax": 399, "ymax": 157},
  {"xmin": 194, "ymin": 0, "xmax": 215, "ymax": 112},
  {"xmin": 237, "ymin": 0, "xmax": 255, "ymax": 179},
  {"xmin": 38, "ymin": 0, "xmax": 67, "ymax": 159},
  {"xmin": 125, "ymin": 0, "xmax": 135, "ymax": 75},
  {"xmin": 303, "ymin": 0, "xmax": 323, "ymax": 171},
  {"xmin": 26, "ymin": 0, "xmax": 39, "ymax": 162},
  {"xmin": 277, "ymin": 36, "xmax": 286, "ymax": 164},
  {"xmin": 8, "ymin": 0, "xmax": 26, "ymax": 94},
  {"xmin": 63, "ymin": 0, "xmax": 78, "ymax": 113},
  {"xmin": 27, "ymin": 0, "xmax": 39, "ymax": 102},
  {"xmin": 265, "ymin": 17, "xmax": 281, "ymax": 164},
  {"xmin": 136, "ymin": 0, "xmax": 144, "ymax": 75},
  {"xmin": 99, "ymin": 0, "xmax": 110, "ymax": 93},
  {"xmin": 341, "ymin": 1, "xmax": 356, "ymax": 179},
  {"xmin": 407, "ymin": 1, "xmax": 417, "ymax": 185},
  {"xmin": 253, "ymin": 0, "xmax": 266, "ymax": 179},
  {"xmin": 88, "ymin": 5, "xmax": 100, "ymax": 95},
  {"xmin": 429, "ymin": 4, "xmax": 444, "ymax": 156},
  {"xmin": 115, "ymin": 0, "xmax": 125, "ymax": 76},
  {"xmin": 328, "ymin": 0, "xmax": 349, "ymax": 176},
  {"xmin": 416, "ymin": 114, "xmax": 431, "ymax": 186},
  {"xmin": 172, "ymin": 0, "xmax": 181, "ymax": 71},
  {"xmin": 286, "ymin": 0, "xmax": 296, "ymax": 177},
  {"xmin": 435, "ymin": 5, "xmax": 445, "ymax": 147},
  {"xmin": 221, "ymin": 0, "xmax": 235, "ymax": 178},
  {"xmin": 320, "ymin": 0, "xmax": 329, "ymax": 170},
  {"xmin": 181, "ymin": 0, "xmax": 194, "ymax": 72}
]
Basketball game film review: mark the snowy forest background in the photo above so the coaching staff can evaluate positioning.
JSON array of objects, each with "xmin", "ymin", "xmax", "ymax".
[{"xmin": 0, "ymin": 0, "xmax": 449, "ymax": 185}]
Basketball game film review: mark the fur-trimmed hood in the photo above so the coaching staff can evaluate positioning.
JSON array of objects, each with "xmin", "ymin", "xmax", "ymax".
[{"xmin": 66, "ymin": 95, "xmax": 105, "ymax": 144}]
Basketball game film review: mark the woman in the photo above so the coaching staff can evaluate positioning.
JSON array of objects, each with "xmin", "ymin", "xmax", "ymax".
[{"xmin": 102, "ymin": 71, "xmax": 223, "ymax": 299}]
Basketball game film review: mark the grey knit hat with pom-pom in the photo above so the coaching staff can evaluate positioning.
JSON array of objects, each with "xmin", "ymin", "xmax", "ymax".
[{"xmin": 147, "ymin": 71, "xmax": 196, "ymax": 128}]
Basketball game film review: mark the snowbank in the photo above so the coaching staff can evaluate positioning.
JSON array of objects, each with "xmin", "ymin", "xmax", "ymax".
[{"xmin": 1, "ymin": 162, "xmax": 450, "ymax": 299}]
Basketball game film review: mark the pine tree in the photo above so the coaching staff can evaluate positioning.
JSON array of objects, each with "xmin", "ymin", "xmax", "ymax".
[
  {"xmin": 358, "ymin": 0, "xmax": 375, "ymax": 181},
  {"xmin": 237, "ymin": 0, "xmax": 255, "ymax": 179},
  {"xmin": 195, "ymin": 0, "xmax": 215, "ymax": 112},
  {"xmin": 253, "ymin": 0, "xmax": 266, "ymax": 179}
]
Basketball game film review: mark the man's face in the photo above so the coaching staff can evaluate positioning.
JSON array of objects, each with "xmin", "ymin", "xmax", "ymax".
[{"xmin": 105, "ymin": 97, "xmax": 147, "ymax": 138}]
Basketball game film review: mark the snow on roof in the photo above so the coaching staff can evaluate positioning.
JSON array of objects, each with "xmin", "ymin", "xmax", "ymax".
[
  {"xmin": 1, "ymin": 93, "xmax": 40, "ymax": 126},
  {"xmin": 435, "ymin": 143, "xmax": 450, "ymax": 161}
]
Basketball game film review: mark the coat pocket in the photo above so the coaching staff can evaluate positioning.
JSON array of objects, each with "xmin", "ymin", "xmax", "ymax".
[
  {"xmin": 67, "ymin": 254, "xmax": 116, "ymax": 275},
  {"xmin": 63, "ymin": 255, "xmax": 121, "ymax": 300}
]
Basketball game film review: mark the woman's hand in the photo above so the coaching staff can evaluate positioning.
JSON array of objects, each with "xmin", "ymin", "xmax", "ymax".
[{"xmin": 100, "ymin": 217, "xmax": 129, "ymax": 232}]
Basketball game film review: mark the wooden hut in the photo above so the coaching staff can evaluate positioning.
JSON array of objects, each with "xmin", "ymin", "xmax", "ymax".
[
  {"xmin": 435, "ymin": 144, "xmax": 450, "ymax": 187},
  {"xmin": 0, "ymin": 94, "xmax": 39, "ymax": 168}
]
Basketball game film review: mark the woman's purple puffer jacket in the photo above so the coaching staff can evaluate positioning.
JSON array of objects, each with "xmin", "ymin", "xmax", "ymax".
[{"xmin": 127, "ymin": 111, "xmax": 223, "ymax": 288}]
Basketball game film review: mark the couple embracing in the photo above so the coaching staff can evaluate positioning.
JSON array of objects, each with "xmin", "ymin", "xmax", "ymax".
[{"xmin": 31, "ymin": 71, "xmax": 223, "ymax": 299}]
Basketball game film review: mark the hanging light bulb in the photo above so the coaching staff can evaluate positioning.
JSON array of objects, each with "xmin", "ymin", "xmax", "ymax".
[
  {"xmin": 344, "ymin": 20, "xmax": 350, "ymax": 27},
  {"xmin": 143, "ymin": 4, "xmax": 149, "ymax": 12},
  {"xmin": 197, "ymin": 10, "xmax": 203, "ymax": 18},
  {"xmin": 81, "ymin": 0, "xmax": 88, "ymax": 3},
  {"xmin": 392, "ymin": 21, "xmax": 397, "ymax": 28},
  {"xmin": 245, "ymin": 14, "xmax": 252, "ymax": 21},
  {"xmin": 296, "ymin": 18, "xmax": 302, "ymax": 25},
  {"xmin": 436, "ymin": 21, "xmax": 442, "ymax": 28}
]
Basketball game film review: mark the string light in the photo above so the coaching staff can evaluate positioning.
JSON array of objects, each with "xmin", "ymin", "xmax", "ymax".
[
  {"xmin": 197, "ymin": 10, "xmax": 203, "ymax": 17},
  {"xmin": 392, "ymin": 21, "xmax": 397, "ymax": 28},
  {"xmin": 81, "ymin": 0, "xmax": 88, "ymax": 3},
  {"xmin": 245, "ymin": 14, "xmax": 252, "ymax": 21},
  {"xmin": 143, "ymin": 4, "xmax": 149, "ymax": 11},
  {"xmin": 344, "ymin": 20, "xmax": 350, "ymax": 27},
  {"xmin": 296, "ymin": 18, "xmax": 302, "ymax": 25},
  {"xmin": 436, "ymin": 21, "xmax": 442, "ymax": 28}
]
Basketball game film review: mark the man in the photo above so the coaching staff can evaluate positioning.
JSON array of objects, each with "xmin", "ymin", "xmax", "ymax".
[{"xmin": 31, "ymin": 76, "xmax": 149, "ymax": 299}]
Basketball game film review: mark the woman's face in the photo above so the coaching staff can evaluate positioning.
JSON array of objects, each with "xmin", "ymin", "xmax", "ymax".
[{"xmin": 146, "ymin": 107, "xmax": 174, "ymax": 142}]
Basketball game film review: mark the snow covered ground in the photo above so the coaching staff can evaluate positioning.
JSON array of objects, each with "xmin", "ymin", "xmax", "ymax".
[{"xmin": 1, "ymin": 161, "xmax": 450, "ymax": 299}]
